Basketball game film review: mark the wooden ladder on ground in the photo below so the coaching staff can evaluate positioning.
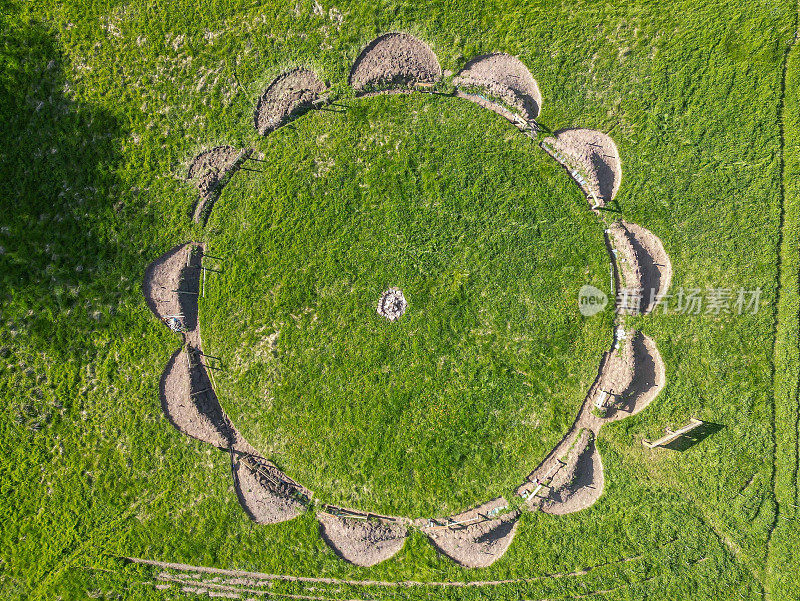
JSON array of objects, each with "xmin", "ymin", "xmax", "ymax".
[
  {"xmin": 238, "ymin": 453, "xmax": 309, "ymax": 502},
  {"xmin": 643, "ymin": 418, "xmax": 704, "ymax": 449}
]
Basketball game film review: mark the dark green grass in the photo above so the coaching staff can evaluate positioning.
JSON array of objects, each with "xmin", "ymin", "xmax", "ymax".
[
  {"xmin": 203, "ymin": 94, "xmax": 610, "ymax": 515},
  {"xmin": 0, "ymin": 0, "xmax": 797, "ymax": 599}
]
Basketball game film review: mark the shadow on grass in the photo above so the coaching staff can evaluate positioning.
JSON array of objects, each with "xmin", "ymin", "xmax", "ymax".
[
  {"xmin": 661, "ymin": 422, "xmax": 725, "ymax": 451},
  {"xmin": 596, "ymin": 199, "xmax": 622, "ymax": 213},
  {"xmin": 0, "ymin": 5, "xmax": 126, "ymax": 309}
]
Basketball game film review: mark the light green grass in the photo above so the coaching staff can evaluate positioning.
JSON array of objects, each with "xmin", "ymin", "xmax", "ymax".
[
  {"xmin": 203, "ymin": 94, "xmax": 611, "ymax": 516},
  {"xmin": 0, "ymin": 0, "xmax": 797, "ymax": 599}
]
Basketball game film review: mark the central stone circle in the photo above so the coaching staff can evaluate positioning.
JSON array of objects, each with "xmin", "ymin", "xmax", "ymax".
[{"xmin": 377, "ymin": 287, "xmax": 407, "ymax": 321}]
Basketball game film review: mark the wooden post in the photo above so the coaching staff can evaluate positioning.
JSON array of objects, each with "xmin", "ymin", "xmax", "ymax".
[
  {"xmin": 187, "ymin": 265, "xmax": 222, "ymax": 273},
  {"xmin": 207, "ymin": 364, "xmax": 217, "ymax": 390}
]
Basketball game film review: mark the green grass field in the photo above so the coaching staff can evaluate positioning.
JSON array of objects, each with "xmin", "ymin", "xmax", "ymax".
[
  {"xmin": 1, "ymin": 0, "xmax": 798, "ymax": 599},
  {"xmin": 203, "ymin": 94, "xmax": 611, "ymax": 516}
]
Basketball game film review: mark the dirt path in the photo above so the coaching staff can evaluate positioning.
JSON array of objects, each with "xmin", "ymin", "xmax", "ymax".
[
  {"xmin": 453, "ymin": 90, "xmax": 530, "ymax": 129},
  {"xmin": 517, "ymin": 330, "xmax": 665, "ymax": 512},
  {"xmin": 453, "ymin": 53, "xmax": 541, "ymax": 120},
  {"xmin": 356, "ymin": 89, "xmax": 415, "ymax": 98},
  {"xmin": 606, "ymin": 221, "xmax": 673, "ymax": 314},
  {"xmin": 349, "ymin": 33, "xmax": 442, "ymax": 92},
  {"xmin": 542, "ymin": 129, "xmax": 621, "ymax": 207},
  {"xmin": 143, "ymin": 243, "xmax": 308, "ymax": 524},
  {"xmin": 187, "ymin": 146, "xmax": 252, "ymax": 224},
  {"xmin": 254, "ymin": 68, "xmax": 326, "ymax": 135}
]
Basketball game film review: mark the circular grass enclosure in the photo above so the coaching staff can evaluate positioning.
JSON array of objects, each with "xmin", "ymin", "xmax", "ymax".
[{"xmin": 202, "ymin": 94, "xmax": 612, "ymax": 516}]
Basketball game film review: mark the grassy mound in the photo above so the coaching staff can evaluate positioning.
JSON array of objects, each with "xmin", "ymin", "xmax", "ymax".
[{"xmin": 202, "ymin": 94, "xmax": 611, "ymax": 515}]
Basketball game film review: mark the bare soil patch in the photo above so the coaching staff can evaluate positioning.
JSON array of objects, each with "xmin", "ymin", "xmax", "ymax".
[
  {"xmin": 540, "ymin": 431, "xmax": 604, "ymax": 515},
  {"xmin": 377, "ymin": 287, "xmax": 407, "ymax": 321},
  {"xmin": 606, "ymin": 221, "xmax": 672, "ymax": 314},
  {"xmin": 142, "ymin": 243, "xmax": 191, "ymax": 322},
  {"xmin": 542, "ymin": 129, "xmax": 621, "ymax": 206},
  {"xmin": 232, "ymin": 457, "xmax": 305, "ymax": 524},
  {"xmin": 453, "ymin": 53, "xmax": 541, "ymax": 120},
  {"xmin": 159, "ymin": 348, "xmax": 229, "ymax": 448},
  {"xmin": 623, "ymin": 221, "xmax": 673, "ymax": 313},
  {"xmin": 187, "ymin": 146, "xmax": 252, "ymax": 224},
  {"xmin": 318, "ymin": 512, "xmax": 408, "ymax": 567},
  {"xmin": 253, "ymin": 68, "xmax": 326, "ymax": 135},
  {"xmin": 349, "ymin": 33, "xmax": 442, "ymax": 92},
  {"xmin": 604, "ymin": 332, "xmax": 665, "ymax": 421},
  {"xmin": 597, "ymin": 332, "xmax": 636, "ymax": 397},
  {"xmin": 424, "ymin": 498, "xmax": 520, "ymax": 568}
]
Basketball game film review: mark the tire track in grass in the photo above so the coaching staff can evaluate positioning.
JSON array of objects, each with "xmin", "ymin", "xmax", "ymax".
[
  {"xmin": 789, "ymin": 12, "xmax": 800, "ymax": 524},
  {"xmin": 104, "ymin": 533, "xmax": 716, "ymax": 601},
  {"xmin": 28, "ymin": 492, "xmax": 165, "ymax": 600},
  {"xmin": 766, "ymin": 3, "xmax": 800, "ymax": 599},
  {"xmin": 524, "ymin": 558, "xmax": 711, "ymax": 601},
  {"xmin": 152, "ymin": 573, "xmax": 344, "ymax": 600},
  {"xmin": 124, "ymin": 538, "xmax": 678, "ymax": 590},
  {"xmin": 694, "ymin": 510, "xmax": 765, "ymax": 598}
]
